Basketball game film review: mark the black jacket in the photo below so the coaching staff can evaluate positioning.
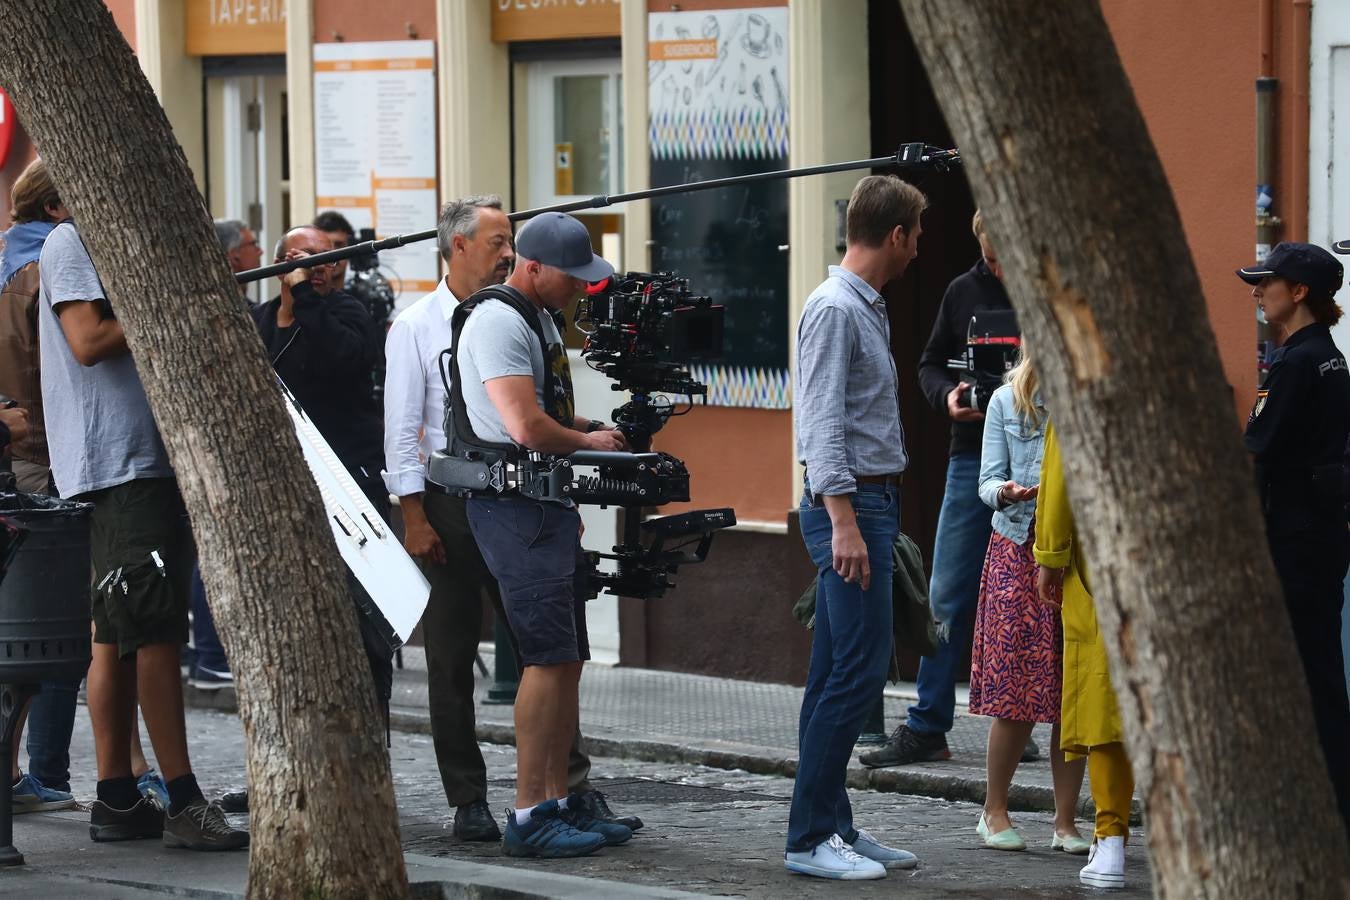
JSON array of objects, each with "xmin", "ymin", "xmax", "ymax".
[
  {"xmin": 917, "ymin": 259, "xmax": 1013, "ymax": 458},
  {"xmin": 253, "ymin": 283, "xmax": 384, "ymax": 474},
  {"xmin": 1245, "ymin": 322, "xmax": 1350, "ymax": 536}
]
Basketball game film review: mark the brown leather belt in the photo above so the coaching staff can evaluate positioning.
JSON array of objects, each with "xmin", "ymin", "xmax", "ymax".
[{"xmin": 856, "ymin": 472, "xmax": 904, "ymax": 486}]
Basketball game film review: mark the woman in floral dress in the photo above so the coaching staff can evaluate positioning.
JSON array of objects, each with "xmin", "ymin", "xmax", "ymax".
[{"xmin": 969, "ymin": 349, "xmax": 1088, "ymax": 853}]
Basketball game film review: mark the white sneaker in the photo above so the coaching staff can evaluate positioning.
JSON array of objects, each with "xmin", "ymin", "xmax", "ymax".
[
  {"xmin": 1079, "ymin": 835, "xmax": 1126, "ymax": 889},
  {"xmin": 785, "ymin": 833, "xmax": 887, "ymax": 880},
  {"xmin": 850, "ymin": 828, "xmax": 918, "ymax": 869}
]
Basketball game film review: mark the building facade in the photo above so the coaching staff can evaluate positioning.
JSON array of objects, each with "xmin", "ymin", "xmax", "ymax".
[{"xmin": 0, "ymin": 0, "xmax": 1337, "ymax": 683}]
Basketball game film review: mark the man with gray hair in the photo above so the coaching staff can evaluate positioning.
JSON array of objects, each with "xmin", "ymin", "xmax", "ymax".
[{"xmin": 211, "ymin": 218, "xmax": 261, "ymax": 298}]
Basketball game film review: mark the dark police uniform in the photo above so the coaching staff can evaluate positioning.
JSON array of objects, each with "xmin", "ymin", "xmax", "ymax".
[{"xmin": 1245, "ymin": 320, "xmax": 1350, "ymax": 827}]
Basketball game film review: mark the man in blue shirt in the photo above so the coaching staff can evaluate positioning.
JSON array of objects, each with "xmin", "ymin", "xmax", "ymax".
[{"xmin": 786, "ymin": 174, "xmax": 926, "ymax": 880}]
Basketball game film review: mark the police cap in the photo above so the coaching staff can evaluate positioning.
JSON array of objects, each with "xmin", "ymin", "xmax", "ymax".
[{"xmin": 1237, "ymin": 242, "xmax": 1344, "ymax": 296}]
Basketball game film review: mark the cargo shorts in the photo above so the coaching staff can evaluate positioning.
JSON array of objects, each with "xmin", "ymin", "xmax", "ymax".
[
  {"xmin": 80, "ymin": 477, "xmax": 195, "ymax": 659},
  {"xmin": 465, "ymin": 495, "xmax": 591, "ymax": 667}
]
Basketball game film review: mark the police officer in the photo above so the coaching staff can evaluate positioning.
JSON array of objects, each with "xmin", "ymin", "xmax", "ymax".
[{"xmin": 1237, "ymin": 241, "xmax": 1350, "ymax": 829}]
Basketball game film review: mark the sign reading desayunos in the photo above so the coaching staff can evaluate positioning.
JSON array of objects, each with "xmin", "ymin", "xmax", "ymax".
[
  {"xmin": 491, "ymin": 0, "xmax": 621, "ymax": 43},
  {"xmin": 186, "ymin": 0, "xmax": 287, "ymax": 57}
]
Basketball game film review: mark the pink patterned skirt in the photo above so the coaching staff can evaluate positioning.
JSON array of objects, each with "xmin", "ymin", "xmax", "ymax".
[{"xmin": 968, "ymin": 523, "xmax": 1063, "ymax": 723}]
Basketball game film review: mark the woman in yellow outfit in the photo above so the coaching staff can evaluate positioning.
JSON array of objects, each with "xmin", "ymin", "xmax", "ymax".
[{"xmin": 1033, "ymin": 422, "xmax": 1134, "ymax": 891}]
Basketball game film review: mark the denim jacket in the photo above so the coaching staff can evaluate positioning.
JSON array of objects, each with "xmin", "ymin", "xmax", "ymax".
[{"xmin": 977, "ymin": 383, "xmax": 1046, "ymax": 545}]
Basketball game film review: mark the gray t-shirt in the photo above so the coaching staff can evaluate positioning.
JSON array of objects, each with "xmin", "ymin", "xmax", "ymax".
[
  {"xmin": 38, "ymin": 222, "xmax": 172, "ymax": 497},
  {"xmin": 457, "ymin": 297, "xmax": 572, "ymax": 446}
]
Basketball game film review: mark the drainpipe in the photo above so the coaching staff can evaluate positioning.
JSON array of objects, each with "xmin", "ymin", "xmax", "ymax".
[{"xmin": 1255, "ymin": 0, "xmax": 1278, "ymax": 371}]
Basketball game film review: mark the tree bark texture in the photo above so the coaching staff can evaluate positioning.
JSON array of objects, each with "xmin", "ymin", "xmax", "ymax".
[
  {"xmin": 898, "ymin": 1, "xmax": 1349, "ymax": 896},
  {"xmin": 0, "ymin": 3, "xmax": 409, "ymax": 897}
]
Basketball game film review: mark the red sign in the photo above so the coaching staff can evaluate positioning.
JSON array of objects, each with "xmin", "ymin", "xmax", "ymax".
[{"xmin": 0, "ymin": 88, "xmax": 14, "ymax": 170}]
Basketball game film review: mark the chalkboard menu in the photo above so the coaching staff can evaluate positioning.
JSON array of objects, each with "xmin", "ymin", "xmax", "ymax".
[
  {"xmin": 648, "ymin": 5, "xmax": 791, "ymax": 409},
  {"xmin": 649, "ymin": 158, "xmax": 789, "ymax": 374}
]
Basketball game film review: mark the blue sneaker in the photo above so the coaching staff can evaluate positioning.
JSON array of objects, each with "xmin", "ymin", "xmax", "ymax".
[
  {"xmin": 560, "ymin": 794, "xmax": 632, "ymax": 845},
  {"xmin": 137, "ymin": 770, "xmax": 170, "ymax": 809},
  {"xmin": 501, "ymin": 799, "xmax": 606, "ymax": 859},
  {"xmin": 11, "ymin": 771, "xmax": 76, "ymax": 813},
  {"xmin": 189, "ymin": 662, "xmax": 234, "ymax": 691}
]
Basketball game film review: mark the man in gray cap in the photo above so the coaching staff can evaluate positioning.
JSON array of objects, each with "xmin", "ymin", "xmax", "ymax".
[{"xmin": 455, "ymin": 212, "xmax": 631, "ymax": 858}]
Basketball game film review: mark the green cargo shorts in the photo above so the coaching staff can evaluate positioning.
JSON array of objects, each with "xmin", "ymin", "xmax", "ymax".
[{"xmin": 80, "ymin": 477, "xmax": 195, "ymax": 659}]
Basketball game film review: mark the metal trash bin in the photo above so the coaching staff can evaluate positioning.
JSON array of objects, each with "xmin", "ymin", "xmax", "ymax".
[{"xmin": 0, "ymin": 491, "xmax": 93, "ymax": 866}]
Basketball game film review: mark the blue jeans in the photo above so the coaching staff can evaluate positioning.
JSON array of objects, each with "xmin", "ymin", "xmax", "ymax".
[
  {"xmin": 26, "ymin": 681, "xmax": 79, "ymax": 791},
  {"xmin": 906, "ymin": 454, "xmax": 992, "ymax": 735},
  {"xmin": 191, "ymin": 565, "xmax": 229, "ymax": 674},
  {"xmin": 787, "ymin": 481, "xmax": 900, "ymax": 852}
]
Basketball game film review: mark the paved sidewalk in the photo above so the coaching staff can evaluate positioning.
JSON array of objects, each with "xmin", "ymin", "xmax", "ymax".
[{"xmin": 191, "ymin": 645, "xmax": 1140, "ymax": 819}]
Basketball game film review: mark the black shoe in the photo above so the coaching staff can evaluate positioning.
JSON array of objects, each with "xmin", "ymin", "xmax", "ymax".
[
  {"xmin": 857, "ymin": 724, "xmax": 952, "ymax": 768},
  {"xmin": 1021, "ymin": 736, "xmax": 1041, "ymax": 763},
  {"xmin": 89, "ymin": 797, "xmax": 165, "ymax": 842},
  {"xmin": 571, "ymin": 788, "xmax": 644, "ymax": 832},
  {"xmin": 560, "ymin": 797, "xmax": 633, "ymax": 846},
  {"xmin": 454, "ymin": 799, "xmax": 502, "ymax": 842},
  {"xmin": 163, "ymin": 798, "xmax": 250, "ymax": 851},
  {"xmin": 218, "ymin": 789, "xmax": 249, "ymax": 814}
]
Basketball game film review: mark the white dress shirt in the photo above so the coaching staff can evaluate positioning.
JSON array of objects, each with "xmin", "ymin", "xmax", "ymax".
[{"xmin": 383, "ymin": 277, "xmax": 460, "ymax": 497}]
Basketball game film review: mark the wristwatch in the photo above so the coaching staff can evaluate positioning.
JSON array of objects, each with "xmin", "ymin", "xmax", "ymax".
[{"xmin": 585, "ymin": 419, "xmax": 607, "ymax": 433}]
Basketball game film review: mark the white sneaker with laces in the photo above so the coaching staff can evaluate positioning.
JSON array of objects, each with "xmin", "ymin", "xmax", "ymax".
[
  {"xmin": 1079, "ymin": 835, "xmax": 1127, "ymax": 889},
  {"xmin": 850, "ymin": 828, "xmax": 918, "ymax": 869},
  {"xmin": 785, "ymin": 833, "xmax": 887, "ymax": 880}
]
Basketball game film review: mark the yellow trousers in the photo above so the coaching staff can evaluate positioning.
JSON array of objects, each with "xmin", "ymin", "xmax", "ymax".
[{"xmin": 1087, "ymin": 742, "xmax": 1134, "ymax": 839}]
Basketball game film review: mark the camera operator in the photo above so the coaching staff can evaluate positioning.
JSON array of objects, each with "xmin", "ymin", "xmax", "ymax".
[
  {"xmin": 251, "ymin": 227, "xmax": 394, "ymax": 721},
  {"xmin": 385, "ymin": 197, "xmax": 637, "ymax": 843},
  {"xmin": 314, "ymin": 210, "xmax": 356, "ymax": 293},
  {"xmin": 455, "ymin": 212, "xmax": 631, "ymax": 859},
  {"xmin": 1238, "ymin": 242, "xmax": 1350, "ymax": 829},
  {"xmin": 787, "ymin": 175, "xmax": 924, "ymax": 880},
  {"xmin": 862, "ymin": 209, "xmax": 1025, "ymax": 769}
]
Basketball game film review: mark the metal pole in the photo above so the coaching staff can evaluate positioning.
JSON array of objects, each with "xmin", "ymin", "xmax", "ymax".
[
  {"xmin": 483, "ymin": 619, "xmax": 519, "ymax": 706},
  {"xmin": 234, "ymin": 144, "xmax": 960, "ymax": 284}
]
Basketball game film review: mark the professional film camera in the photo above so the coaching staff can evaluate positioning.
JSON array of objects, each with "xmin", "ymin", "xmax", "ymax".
[
  {"xmin": 345, "ymin": 227, "xmax": 398, "ymax": 330},
  {"xmin": 427, "ymin": 270, "xmax": 736, "ymax": 600},
  {"xmin": 946, "ymin": 308, "xmax": 1020, "ymax": 414}
]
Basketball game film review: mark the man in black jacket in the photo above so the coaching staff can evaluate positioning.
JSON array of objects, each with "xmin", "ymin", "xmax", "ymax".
[
  {"xmin": 861, "ymin": 210, "xmax": 1020, "ymax": 767},
  {"xmin": 251, "ymin": 225, "xmax": 394, "ymax": 734}
]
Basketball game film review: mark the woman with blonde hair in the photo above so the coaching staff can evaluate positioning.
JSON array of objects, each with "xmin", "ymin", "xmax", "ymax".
[{"xmin": 970, "ymin": 345, "xmax": 1089, "ymax": 854}]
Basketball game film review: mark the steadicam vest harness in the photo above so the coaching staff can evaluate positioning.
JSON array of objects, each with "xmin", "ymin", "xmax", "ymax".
[{"xmin": 436, "ymin": 285, "xmax": 570, "ymax": 496}]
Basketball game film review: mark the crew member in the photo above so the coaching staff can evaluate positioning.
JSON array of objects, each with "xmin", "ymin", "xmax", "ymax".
[
  {"xmin": 786, "ymin": 174, "xmax": 924, "ymax": 880},
  {"xmin": 1238, "ymin": 241, "xmax": 1350, "ymax": 829},
  {"xmin": 211, "ymin": 218, "xmax": 262, "ymax": 302},
  {"xmin": 455, "ymin": 212, "xmax": 630, "ymax": 858},
  {"xmin": 383, "ymin": 198, "xmax": 638, "ymax": 842},
  {"xmin": 314, "ymin": 210, "xmax": 356, "ymax": 294}
]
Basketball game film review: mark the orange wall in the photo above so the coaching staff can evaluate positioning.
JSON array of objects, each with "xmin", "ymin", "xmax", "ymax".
[
  {"xmin": 1103, "ymin": 0, "xmax": 1300, "ymax": 416},
  {"xmin": 313, "ymin": 0, "xmax": 437, "ymax": 43},
  {"xmin": 105, "ymin": 0, "xmax": 136, "ymax": 51},
  {"xmin": 654, "ymin": 406, "xmax": 793, "ymax": 524}
]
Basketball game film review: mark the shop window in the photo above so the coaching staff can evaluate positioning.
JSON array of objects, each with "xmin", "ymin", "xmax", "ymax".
[{"xmin": 527, "ymin": 58, "xmax": 624, "ymax": 209}]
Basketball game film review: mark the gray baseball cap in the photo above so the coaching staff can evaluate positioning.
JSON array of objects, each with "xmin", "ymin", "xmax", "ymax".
[{"xmin": 514, "ymin": 212, "xmax": 614, "ymax": 282}]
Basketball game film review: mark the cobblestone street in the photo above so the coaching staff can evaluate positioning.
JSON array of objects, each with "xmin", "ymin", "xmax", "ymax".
[{"xmin": 7, "ymin": 704, "xmax": 1153, "ymax": 898}]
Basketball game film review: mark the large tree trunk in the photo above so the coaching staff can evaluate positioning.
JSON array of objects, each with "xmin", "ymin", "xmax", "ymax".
[
  {"xmin": 0, "ymin": 3, "xmax": 409, "ymax": 897},
  {"xmin": 897, "ymin": 1, "xmax": 1349, "ymax": 896}
]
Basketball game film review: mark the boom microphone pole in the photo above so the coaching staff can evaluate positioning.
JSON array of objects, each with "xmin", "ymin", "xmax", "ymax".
[{"xmin": 235, "ymin": 142, "xmax": 960, "ymax": 284}]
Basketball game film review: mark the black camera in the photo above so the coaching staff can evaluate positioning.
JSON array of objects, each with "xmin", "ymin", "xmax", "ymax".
[
  {"xmin": 946, "ymin": 308, "xmax": 1020, "ymax": 414},
  {"xmin": 349, "ymin": 227, "xmax": 381, "ymax": 273}
]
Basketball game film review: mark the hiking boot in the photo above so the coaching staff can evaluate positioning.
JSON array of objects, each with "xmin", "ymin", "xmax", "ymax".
[
  {"xmin": 89, "ymin": 797, "xmax": 165, "ymax": 842},
  {"xmin": 561, "ymin": 795, "xmax": 633, "ymax": 846},
  {"xmin": 218, "ymin": 789, "xmax": 249, "ymax": 814},
  {"xmin": 571, "ymin": 788, "xmax": 644, "ymax": 832},
  {"xmin": 163, "ymin": 798, "xmax": 250, "ymax": 851},
  {"xmin": 857, "ymin": 723, "xmax": 951, "ymax": 768},
  {"xmin": 137, "ymin": 769, "xmax": 170, "ymax": 809},
  {"xmin": 453, "ymin": 798, "xmax": 501, "ymax": 842},
  {"xmin": 501, "ymin": 799, "xmax": 606, "ymax": 859},
  {"xmin": 12, "ymin": 772, "xmax": 76, "ymax": 813}
]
